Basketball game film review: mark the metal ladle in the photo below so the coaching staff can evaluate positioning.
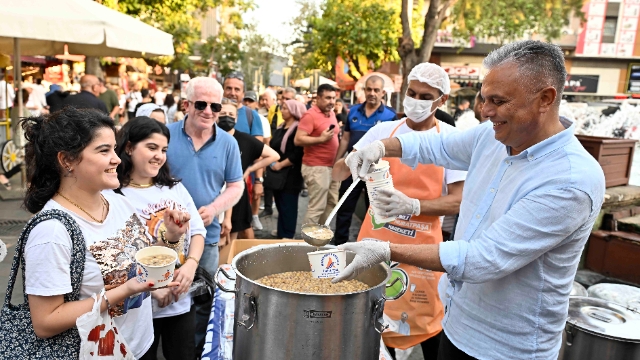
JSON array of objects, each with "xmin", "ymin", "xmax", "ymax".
[{"xmin": 301, "ymin": 179, "xmax": 361, "ymax": 248}]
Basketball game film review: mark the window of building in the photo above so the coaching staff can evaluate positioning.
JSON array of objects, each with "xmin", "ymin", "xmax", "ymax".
[{"xmin": 603, "ymin": 17, "xmax": 618, "ymax": 43}]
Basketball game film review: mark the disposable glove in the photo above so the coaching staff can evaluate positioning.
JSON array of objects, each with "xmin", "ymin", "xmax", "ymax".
[
  {"xmin": 344, "ymin": 140, "xmax": 386, "ymax": 180},
  {"xmin": 372, "ymin": 187, "xmax": 420, "ymax": 217},
  {"xmin": 332, "ymin": 239, "xmax": 391, "ymax": 283}
]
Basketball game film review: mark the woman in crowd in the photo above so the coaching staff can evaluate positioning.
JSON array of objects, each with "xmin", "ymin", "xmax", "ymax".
[
  {"xmin": 334, "ymin": 98, "xmax": 348, "ymax": 127},
  {"xmin": 116, "ymin": 116, "xmax": 205, "ymax": 360},
  {"xmin": 268, "ymin": 99, "xmax": 305, "ymax": 239},
  {"xmin": 19, "ymin": 107, "xmax": 180, "ymax": 358},
  {"xmin": 217, "ymin": 98, "xmax": 278, "ymax": 241},
  {"xmin": 162, "ymin": 91, "xmax": 177, "ymax": 124},
  {"xmin": 136, "ymin": 103, "xmax": 166, "ymax": 124}
]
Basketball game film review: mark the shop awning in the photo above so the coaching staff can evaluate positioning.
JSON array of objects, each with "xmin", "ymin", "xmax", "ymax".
[{"xmin": 0, "ymin": 0, "xmax": 174, "ymax": 57}]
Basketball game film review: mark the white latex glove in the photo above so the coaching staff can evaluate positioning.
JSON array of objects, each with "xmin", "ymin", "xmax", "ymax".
[
  {"xmin": 345, "ymin": 140, "xmax": 386, "ymax": 180},
  {"xmin": 372, "ymin": 187, "xmax": 420, "ymax": 217},
  {"xmin": 332, "ymin": 240, "xmax": 391, "ymax": 283}
]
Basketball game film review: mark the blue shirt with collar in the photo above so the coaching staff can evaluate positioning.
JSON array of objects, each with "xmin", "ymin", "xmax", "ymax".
[
  {"xmin": 166, "ymin": 118, "xmax": 243, "ymax": 245},
  {"xmin": 398, "ymin": 118, "xmax": 605, "ymax": 359},
  {"xmin": 235, "ymin": 106, "xmax": 263, "ymax": 136},
  {"xmin": 344, "ymin": 103, "xmax": 396, "ymax": 152}
]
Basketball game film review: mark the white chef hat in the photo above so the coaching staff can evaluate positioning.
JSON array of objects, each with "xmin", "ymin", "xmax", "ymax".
[{"xmin": 407, "ymin": 63, "xmax": 451, "ymax": 95}]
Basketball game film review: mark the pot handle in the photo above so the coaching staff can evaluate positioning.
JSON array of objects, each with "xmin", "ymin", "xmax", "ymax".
[
  {"xmin": 372, "ymin": 298, "xmax": 389, "ymax": 334},
  {"xmin": 238, "ymin": 293, "xmax": 257, "ymax": 330},
  {"xmin": 383, "ymin": 276, "xmax": 407, "ymax": 301},
  {"xmin": 565, "ymin": 324, "xmax": 573, "ymax": 347},
  {"xmin": 214, "ymin": 267, "xmax": 237, "ymax": 293}
]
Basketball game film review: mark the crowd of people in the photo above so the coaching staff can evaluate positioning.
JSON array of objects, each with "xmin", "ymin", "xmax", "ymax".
[{"xmin": 0, "ymin": 39, "xmax": 605, "ymax": 360}]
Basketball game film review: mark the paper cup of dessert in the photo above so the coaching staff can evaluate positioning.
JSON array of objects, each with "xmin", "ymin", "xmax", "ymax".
[
  {"xmin": 135, "ymin": 246, "xmax": 178, "ymax": 289},
  {"xmin": 308, "ymin": 249, "xmax": 347, "ymax": 279},
  {"xmin": 366, "ymin": 160, "xmax": 391, "ymax": 182},
  {"xmin": 365, "ymin": 162, "xmax": 397, "ymax": 224}
]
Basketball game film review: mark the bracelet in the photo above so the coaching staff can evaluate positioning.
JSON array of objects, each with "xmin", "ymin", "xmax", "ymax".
[
  {"xmin": 102, "ymin": 291, "xmax": 111, "ymax": 309},
  {"xmin": 164, "ymin": 234, "xmax": 184, "ymax": 250},
  {"xmin": 185, "ymin": 256, "xmax": 200, "ymax": 266}
]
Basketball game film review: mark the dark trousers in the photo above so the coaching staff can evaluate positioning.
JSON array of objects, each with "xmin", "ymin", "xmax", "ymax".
[
  {"xmin": 437, "ymin": 331, "xmax": 477, "ymax": 360},
  {"xmin": 388, "ymin": 332, "xmax": 441, "ymax": 360},
  {"xmin": 273, "ymin": 190, "xmax": 299, "ymax": 238},
  {"xmin": 334, "ymin": 177, "xmax": 369, "ymax": 245},
  {"xmin": 128, "ymin": 111, "xmax": 136, "ymax": 121},
  {"xmin": 140, "ymin": 307, "xmax": 196, "ymax": 360},
  {"xmin": 3, "ymin": 163, "xmax": 22, "ymax": 179},
  {"xmin": 264, "ymin": 187, "xmax": 273, "ymax": 209}
]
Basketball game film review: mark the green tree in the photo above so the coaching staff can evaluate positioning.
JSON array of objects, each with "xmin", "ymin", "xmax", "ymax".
[
  {"xmin": 97, "ymin": 0, "xmax": 255, "ymax": 70},
  {"xmin": 307, "ymin": 0, "xmax": 401, "ymax": 80},
  {"xmin": 288, "ymin": 0, "xmax": 324, "ymax": 80},
  {"xmin": 398, "ymin": 0, "xmax": 584, "ymax": 102}
]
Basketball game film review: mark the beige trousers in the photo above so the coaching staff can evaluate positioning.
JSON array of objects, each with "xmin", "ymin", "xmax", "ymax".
[{"xmin": 301, "ymin": 164, "xmax": 340, "ymax": 225}]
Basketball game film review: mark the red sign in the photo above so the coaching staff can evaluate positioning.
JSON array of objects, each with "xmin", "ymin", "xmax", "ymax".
[{"xmin": 442, "ymin": 66, "xmax": 480, "ymax": 79}]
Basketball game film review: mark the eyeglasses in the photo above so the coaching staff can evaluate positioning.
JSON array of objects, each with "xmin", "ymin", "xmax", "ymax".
[
  {"xmin": 189, "ymin": 100, "xmax": 222, "ymax": 112},
  {"xmin": 226, "ymin": 72, "xmax": 244, "ymax": 82}
]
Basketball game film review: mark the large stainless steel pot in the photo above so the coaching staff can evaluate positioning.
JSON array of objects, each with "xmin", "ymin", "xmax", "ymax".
[
  {"xmin": 558, "ymin": 296, "xmax": 640, "ymax": 360},
  {"xmin": 570, "ymin": 281, "xmax": 588, "ymax": 297},
  {"xmin": 215, "ymin": 243, "xmax": 393, "ymax": 360}
]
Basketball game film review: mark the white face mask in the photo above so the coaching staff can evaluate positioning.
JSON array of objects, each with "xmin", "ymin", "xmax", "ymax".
[{"xmin": 403, "ymin": 95, "xmax": 442, "ymax": 123}]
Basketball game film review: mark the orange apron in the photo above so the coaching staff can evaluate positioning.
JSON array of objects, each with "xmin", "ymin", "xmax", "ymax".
[{"xmin": 357, "ymin": 120, "xmax": 444, "ymax": 350}]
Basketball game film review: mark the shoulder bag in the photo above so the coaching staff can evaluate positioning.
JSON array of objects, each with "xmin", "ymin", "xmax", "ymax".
[{"xmin": 0, "ymin": 209, "xmax": 86, "ymax": 359}]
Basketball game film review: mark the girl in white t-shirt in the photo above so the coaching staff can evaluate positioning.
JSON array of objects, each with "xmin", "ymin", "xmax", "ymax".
[
  {"xmin": 115, "ymin": 116, "xmax": 206, "ymax": 360},
  {"xmin": 21, "ymin": 107, "xmax": 179, "ymax": 359}
]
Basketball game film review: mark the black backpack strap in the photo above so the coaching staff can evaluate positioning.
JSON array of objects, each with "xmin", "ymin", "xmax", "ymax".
[
  {"xmin": 271, "ymin": 105, "xmax": 279, "ymax": 132},
  {"xmin": 3, "ymin": 209, "xmax": 86, "ymax": 308},
  {"xmin": 245, "ymin": 106, "xmax": 253, "ymax": 132}
]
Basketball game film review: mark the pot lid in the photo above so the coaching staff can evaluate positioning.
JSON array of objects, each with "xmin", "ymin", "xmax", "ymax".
[
  {"xmin": 587, "ymin": 283, "xmax": 640, "ymax": 309},
  {"xmin": 568, "ymin": 296, "xmax": 640, "ymax": 341},
  {"xmin": 570, "ymin": 281, "xmax": 588, "ymax": 297}
]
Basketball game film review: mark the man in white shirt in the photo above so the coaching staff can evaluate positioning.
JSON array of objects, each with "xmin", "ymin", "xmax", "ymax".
[
  {"xmin": 0, "ymin": 73, "xmax": 15, "ymax": 119},
  {"xmin": 154, "ymin": 86, "xmax": 167, "ymax": 105}
]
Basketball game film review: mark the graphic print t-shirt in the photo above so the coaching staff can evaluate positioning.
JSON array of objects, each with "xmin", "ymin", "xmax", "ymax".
[
  {"xmin": 24, "ymin": 191, "xmax": 154, "ymax": 359},
  {"xmin": 120, "ymin": 183, "xmax": 207, "ymax": 318}
]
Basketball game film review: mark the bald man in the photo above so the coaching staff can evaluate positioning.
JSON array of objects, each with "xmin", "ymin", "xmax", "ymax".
[{"xmin": 61, "ymin": 74, "xmax": 108, "ymax": 113}]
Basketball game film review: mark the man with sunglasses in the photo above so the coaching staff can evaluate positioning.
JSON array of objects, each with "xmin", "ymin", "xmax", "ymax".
[
  {"xmin": 166, "ymin": 77, "xmax": 244, "ymax": 355},
  {"xmin": 223, "ymin": 72, "xmax": 264, "ymax": 141}
]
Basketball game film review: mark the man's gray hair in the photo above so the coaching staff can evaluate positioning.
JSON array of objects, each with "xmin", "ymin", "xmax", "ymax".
[
  {"xmin": 186, "ymin": 77, "xmax": 223, "ymax": 100},
  {"xmin": 483, "ymin": 40, "xmax": 566, "ymax": 104},
  {"xmin": 262, "ymin": 88, "xmax": 276, "ymax": 101},
  {"xmin": 283, "ymin": 87, "xmax": 297, "ymax": 96}
]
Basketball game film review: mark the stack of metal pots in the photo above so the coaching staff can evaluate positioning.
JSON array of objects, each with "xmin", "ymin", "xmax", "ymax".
[{"xmin": 215, "ymin": 243, "xmax": 393, "ymax": 360}]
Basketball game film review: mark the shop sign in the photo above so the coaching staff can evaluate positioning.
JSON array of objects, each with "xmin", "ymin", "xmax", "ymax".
[
  {"xmin": 565, "ymin": 75, "xmax": 599, "ymax": 93},
  {"xmin": 627, "ymin": 63, "xmax": 640, "ymax": 93},
  {"xmin": 442, "ymin": 66, "xmax": 480, "ymax": 79}
]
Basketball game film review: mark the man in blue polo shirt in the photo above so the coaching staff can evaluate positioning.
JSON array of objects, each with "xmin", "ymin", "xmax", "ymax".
[
  {"xmin": 223, "ymin": 71, "xmax": 264, "ymax": 140},
  {"xmin": 166, "ymin": 76, "xmax": 244, "ymax": 354},
  {"xmin": 332, "ymin": 75, "xmax": 396, "ymax": 245}
]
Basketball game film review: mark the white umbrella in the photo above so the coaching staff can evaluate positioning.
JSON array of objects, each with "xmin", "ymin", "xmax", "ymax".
[
  {"xmin": 0, "ymin": 0, "xmax": 174, "ymax": 57},
  {"xmin": 293, "ymin": 76, "xmax": 337, "ymax": 89}
]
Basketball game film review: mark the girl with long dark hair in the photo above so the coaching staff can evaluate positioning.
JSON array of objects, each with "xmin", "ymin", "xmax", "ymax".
[
  {"xmin": 116, "ymin": 116, "xmax": 205, "ymax": 360},
  {"xmin": 17, "ymin": 107, "xmax": 181, "ymax": 358}
]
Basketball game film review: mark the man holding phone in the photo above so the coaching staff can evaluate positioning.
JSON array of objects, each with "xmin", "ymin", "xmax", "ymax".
[{"xmin": 294, "ymin": 84, "xmax": 340, "ymax": 226}]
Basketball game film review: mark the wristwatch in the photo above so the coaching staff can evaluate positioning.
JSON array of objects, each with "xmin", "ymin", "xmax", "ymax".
[{"xmin": 256, "ymin": 177, "xmax": 264, "ymax": 184}]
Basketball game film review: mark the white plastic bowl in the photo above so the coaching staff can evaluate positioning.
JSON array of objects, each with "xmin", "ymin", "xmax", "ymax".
[{"xmin": 135, "ymin": 246, "xmax": 178, "ymax": 289}]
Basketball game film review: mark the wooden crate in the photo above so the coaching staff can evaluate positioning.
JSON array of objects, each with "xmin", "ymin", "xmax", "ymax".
[
  {"xmin": 577, "ymin": 135, "xmax": 637, "ymax": 188},
  {"xmin": 585, "ymin": 230, "xmax": 640, "ymax": 284}
]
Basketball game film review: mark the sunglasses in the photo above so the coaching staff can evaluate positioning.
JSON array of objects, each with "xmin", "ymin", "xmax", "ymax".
[
  {"xmin": 189, "ymin": 100, "xmax": 222, "ymax": 112},
  {"xmin": 226, "ymin": 72, "xmax": 244, "ymax": 81}
]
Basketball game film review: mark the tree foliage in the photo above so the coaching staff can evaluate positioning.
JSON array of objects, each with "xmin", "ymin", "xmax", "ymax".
[
  {"xmin": 97, "ymin": 0, "xmax": 254, "ymax": 70},
  {"xmin": 304, "ymin": 0, "xmax": 401, "ymax": 80},
  {"xmin": 451, "ymin": 0, "xmax": 585, "ymax": 44}
]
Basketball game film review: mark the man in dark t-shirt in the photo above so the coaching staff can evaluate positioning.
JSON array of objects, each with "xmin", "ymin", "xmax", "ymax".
[
  {"xmin": 218, "ymin": 101, "xmax": 279, "ymax": 241},
  {"xmin": 61, "ymin": 75, "xmax": 108, "ymax": 113}
]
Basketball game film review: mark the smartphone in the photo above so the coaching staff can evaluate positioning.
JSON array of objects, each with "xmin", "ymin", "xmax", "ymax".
[{"xmin": 329, "ymin": 124, "xmax": 336, "ymax": 131}]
